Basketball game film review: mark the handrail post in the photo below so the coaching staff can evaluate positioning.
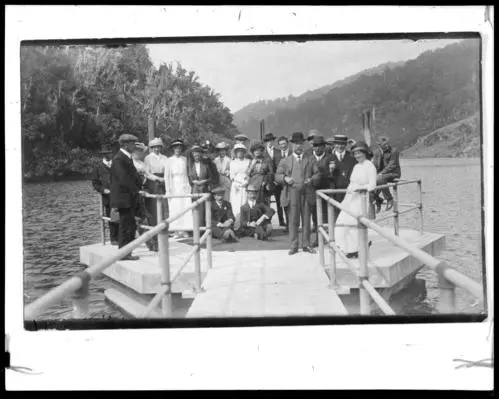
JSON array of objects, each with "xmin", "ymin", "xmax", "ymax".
[
  {"xmin": 418, "ymin": 179, "xmax": 424, "ymax": 234},
  {"xmin": 99, "ymin": 195, "xmax": 105, "ymax": 245},
  {"xmin": 327, "ymin": 199, "xmax": 337, "ymax": 289},
  {"xmin": 157, "ymin": 197, "xmax": 172, "ymax": 317},
  {"xmin": 317, "ymin": 195, "xmax": 325, "ymax": 269},
  {"xmin": 358, "ymin": 190, "xmax": 371, "ymax": 315},
  {"xmin": 437, "ymin": 263, "xmax": 456, "ymax": 314},
  {"xmin": 192, "ymin": 204, "xmax": 203, "ymax": 293},
  {"xmin": 205, "ymin": 195, "xmax": 213, "ymax": 270},
  {"xmin": 72, "ymin": 271, "xmax": 91, "ymax": 319},
  {"xmin": 393, "ymin": 184, "xmax": 400, "ymax": 236}
]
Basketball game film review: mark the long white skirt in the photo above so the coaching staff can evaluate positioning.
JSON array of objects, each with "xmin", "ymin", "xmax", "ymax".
[
  {"xmin": 230, "ymin": 183, "xmax": 247, "ymax": 230},
  {"xmin": 334, "ymin": 191, "xmax": 361, "ymax": 254}
]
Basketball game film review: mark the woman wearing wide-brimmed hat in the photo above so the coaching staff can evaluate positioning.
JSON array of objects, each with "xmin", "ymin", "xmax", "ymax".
[
  {"xmin": 334, "ymin": 141, "xmax": 376, "ymax": 259},
  {"xmin": 229, "ymin": 143, "xmax": 251, "ymax": 228},
  {"xmin": 248, "ymin": 141, "xmax": 274, "ymax": 205},
  {"xmin": 164, "ymin": 139, "xmax": 193, "ymax": 239},
  {"xmin": 213, "ymin": 141, "xmax": 232, "ymax": 202}
]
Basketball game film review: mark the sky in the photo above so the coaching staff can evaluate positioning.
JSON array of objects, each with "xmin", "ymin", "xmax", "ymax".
[{"xmin": 147, "ymin": 38, "xmax": 463, "ymax": 113}]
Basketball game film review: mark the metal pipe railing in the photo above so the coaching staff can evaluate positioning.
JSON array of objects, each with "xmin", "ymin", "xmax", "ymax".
[{"xmin": 25, "ymin": 193, "xmax": 211, "ymax": 320}]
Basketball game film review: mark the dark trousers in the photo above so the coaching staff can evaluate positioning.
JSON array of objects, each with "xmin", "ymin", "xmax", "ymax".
[
  {"xmin": 118, "ymin": 207, "xmax": 137, "ymax": 249},
  {"xmin": 103, "ymin": 200, "xmax": 119, "ymax": 242},
  {"xmin": 373, "ymin": 173, "xmax": 399, "ymax": 203},
  {"xmin": 288, "ymin": 188, "xmax": 311, "ymax": 250},
  {"xmin": 273, "ymin": 186, "xmax": 286, "ymax": 226},
  {"xmin": 238, "ymin": 221, "xmax": 271, "ymax": 239},
  {"xmin": 212, "ymin": 225, "xmax": 234, "ymax": 239}
]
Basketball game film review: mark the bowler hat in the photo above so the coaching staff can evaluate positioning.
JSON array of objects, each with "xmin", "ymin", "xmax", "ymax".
[
  {"xmin": 171, "ymin": 139, "xmax": 185, "ymax": 148},
  {"xmin": 234, "ymin": 134, "xmax": 249, "ymax": 141},
  {"xmin": 263, "ymin": 132, "xmax": 276, "ymax": 142},
  {"xmin": 149, "ymin": 137, "xmax": 164, "ymax": 148},
  {"xmin": 333, "ymin": 135, "xmax": 349, "ymax": 145},
  {"xmin": 290, "ymin": 132, "xmax": 305, "ymax": 143},
  {"xmin": 118, "ymin": 133, "xmax": 138, "ymax": 144},
  {"xmin": 211, "ymin": 186, "xmax": 226, "ymax": 194},
  {"xmin": 351, "ymin": 141, "xmax": 371, "ymax": 154},
  {"xmin": 246, "ymin": 184, "xmax": 258, "ymax": 192},
  {"xmin": 311, "ymin": 136, "xmax": 326, "ymax": 146}
]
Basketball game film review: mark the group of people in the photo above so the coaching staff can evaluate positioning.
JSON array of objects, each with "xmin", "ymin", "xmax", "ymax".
[{"xmin": 91, "ymin": 129, "xmax": 401, "ymax": 260}]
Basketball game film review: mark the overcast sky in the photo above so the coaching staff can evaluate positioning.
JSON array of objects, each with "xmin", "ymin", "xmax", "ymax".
[{"xmin": 147, "ymin": 38, "xmax": 463, "ymax": 113}]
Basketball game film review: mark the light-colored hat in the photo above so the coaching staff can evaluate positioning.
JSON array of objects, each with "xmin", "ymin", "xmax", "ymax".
[
  {"xmin": 307, "ymin": 129, "xmax": 321, "ymax": 140},
  {"xmin": 234, "ymin": 134, "xmax": 249, "ymax": 141},
  {"xmin": 233, "ymin": 143, "xmax": 247, "ymax": 152},
  {"xmin": 149, "ymin": 138, "xmax": 164, "ymax": 148},
  {"xmin": 216, "ymin": 141, "xmax": 229, "ymax": 150}
]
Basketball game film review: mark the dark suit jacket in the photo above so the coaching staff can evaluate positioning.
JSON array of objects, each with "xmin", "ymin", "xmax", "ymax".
[
  {"xmin": 263, "ymin": 146, "xmax": 280, "ymax": 173},
  {"xmin": 372, "ymin": 146, "xmax": 401, "ymax": 177},
  {"xmin": 187, "ymin": 160, "xmax": 213, "ymax": 193},
  {"xmin": 330, "ymin": 151, "xmax": 357, "ymax": 190},
  {"xmin": 204, "ymin": 157, "xmax": 220, "ymax": 187},
  {"xmin": 211, "ymin": 200, "xmax": 235, "ymax": 226},
  {"xmin": 273, "ymin": 148, "xmax": 293, "ymax": 181},
  {"xmin": 239, "ymin": 202, "xmax": 275, "ymax": 227},
  {"xmin": 275, "ymin": 155, "xmax": 321, "ymax": 207},
  {"xmin": 91, "ymin": 161, "xmax": 112, "ymax": 206},
  {"xmin": 110, "ymin": 150, "xmax": 143, "ymax": 209}
]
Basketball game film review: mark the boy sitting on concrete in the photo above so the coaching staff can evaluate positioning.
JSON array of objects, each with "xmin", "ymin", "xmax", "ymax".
[
  {"xmin": 211, "ymin": 186, "xmax": 238, "ymax": 243},
  {"xmin": 237, "ymin": 184, "xmax": 275, "ymax": 240}
]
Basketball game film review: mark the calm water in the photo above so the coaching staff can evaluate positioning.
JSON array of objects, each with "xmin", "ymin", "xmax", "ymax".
[{"xmin": 23, "ymin": 158, "xmax": 486, "ymax": 320}]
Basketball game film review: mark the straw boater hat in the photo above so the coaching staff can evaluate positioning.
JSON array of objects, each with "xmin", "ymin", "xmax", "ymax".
[
  {"xmin": 246, "ymin": 184, "xmax": 258, "ymax": 192},
  {"xmin": 216, "ymin": 141, "xmax": 229, "ymax": 150},
  {"xmin": 233, "ymin": 143, "xmax": 247, "ymax": 152},
  {"xmin": 211, "ymin": 186, "xmax": 226, "ymax": 195},
  {"xmin": 149, "ymin": 137, "xmax": 164, "ymax": 148},
  {"xmin": 170, "ymin": 139, "xmax": 185, "ymax": 148},
  {"xmin": 118, "ymin": 133, "xmax": 138, "ymax": 144},
  {"xmin": 234, "ymin": 134, "xmax": 249, "ymax": 142},
  {"xmin": 333, "ymin": 135, "xmax": 349, "ymax": 145},
  {"xmin": 289, "ymin": 132, "xmax": 305, "ymax": 143},
  {"xmin": 263, "ymin": 132, "xmax": 276, "ymax": 142}
]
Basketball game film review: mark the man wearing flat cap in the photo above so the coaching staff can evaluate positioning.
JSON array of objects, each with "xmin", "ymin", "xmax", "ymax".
[
  {"xmin": 329, "ymin": 134, "xmax": 357, "ymax": 221},
  {"xmin": 275, "ymin": 132, "xmax": 320, "ymax": 255},
  {"xmin": 91, "ymin": 146, "xmax": 119, "ymax": 245},
  {"xmin": 210, "ymin": 186, "xmax": 238, "ymax": 243},
  {"xmin": 110, "ymin": 134, "xmax": 143, "ymax": 260}
]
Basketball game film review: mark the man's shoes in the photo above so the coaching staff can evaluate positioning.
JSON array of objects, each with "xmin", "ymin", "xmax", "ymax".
[
  {"xmin": 121, "ymin": 254, "xmax": 140, "ymax": 261},
  {"xmin": 302, "ymin": 246, "xmax": 316, "ymax": 254},
  {"xmin": 288, "ymin": 248, "xmax": 298, "ymax": 255},
  {"xmin": 279, "ymin": 222, "xmax": 287, "ymax": 227},
  {"xmin": 111, "ymin": 240, "xmax": 119, "ymax": 246},
  {"xmin": 346, "ymin": 252, "xmax": 358, "ymax": 259},
  {"xmin": 385, "ymin": 200, "xmax": 394, "ymax": 211}
]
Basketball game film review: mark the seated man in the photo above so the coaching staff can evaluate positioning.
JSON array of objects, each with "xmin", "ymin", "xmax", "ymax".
[
  {"xmin": 372, "ymin": 136, "xmax": 401, "ymax": 212},
  {"xmin": 237, "ymin": 184, "xmax": 275, "ymax": 240},
  {"xmin": 211, "ymin": 186, "xmax": 238, "ymax": 243}
]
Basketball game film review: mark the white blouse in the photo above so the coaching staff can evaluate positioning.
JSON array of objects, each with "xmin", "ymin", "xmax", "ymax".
[
  {"xmin": 144, "ymin": 152, "xmax": 168, "ymax": 174},
  {"xmin": 347, "ymin": 159, "xmax": 377, "ymax": 192}
]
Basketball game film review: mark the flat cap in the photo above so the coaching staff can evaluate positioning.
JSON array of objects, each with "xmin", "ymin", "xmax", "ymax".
[{"xmin": 118, "ymin": 134, "xmax": 138, "ymax": 143}]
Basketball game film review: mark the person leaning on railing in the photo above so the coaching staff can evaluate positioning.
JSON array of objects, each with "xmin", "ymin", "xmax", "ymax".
[
  {"xmin": 109, "ymin": 134, "xmax": 144, "ymax": 261},
  {"xmin": 371, "ymin": 136, "xmax": 402, "ymax": 213},
  {"xmin": 91, "ymin": 146, "xmax": 119, "ymax": 245}
]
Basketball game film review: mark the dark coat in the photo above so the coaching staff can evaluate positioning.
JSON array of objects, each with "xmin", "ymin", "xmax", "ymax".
[
  {"xmin": 204, "ymin": 157, "xmax": 220, "ymax": 187},
  {"xmin": 307, "ymin": 153, "xmax": 336, "ymax": 199},
  {"xmin": 187, "ymin": 159, "xmax": 213, "ymax": 194},
  {"xmin": 211, "ymin": 200, "xmax": 235, "ymax": 226},
  {"xmin": 263, "ymin": 146, "xmax": 281, "ymax": 173},
  {"xmin": 275, "ymin": 155, "xmax": 321, "ymax": 207},
  {"xmin": 248, "ymin": 156, "xmax": 274, "ymax": 203},
  {"xmin": 239, "ymin": 202, "xmax": 275, "ymax": 227},
  {"xmin": 372, "ymin": 146, "xmax": 401, "ymax": 178},
  {"xmin": 273, "ymin": 147, "xmax": 293, "ymax": 180},
  {"xmin": 109, "ymin": 150, "xmax": 143, "ymax": 209},
  {"xmin": 330, "ymin": 151, "xmax": 357, "ymax": 190},
  {"xmin": 91, "ymin": 161, "xmax": 112, "ymax": 206}
]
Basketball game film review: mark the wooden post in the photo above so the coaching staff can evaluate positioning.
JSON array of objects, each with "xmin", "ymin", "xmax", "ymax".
[
  {"xmin": 437, "ymin": 266, "xmax": 456, "ymax": 314},
  {"xmin": 327, "ymin": 201, "xmax": 337, "ymax": 288},
  {"xmin": 157, "ymin": 198, "xmax": 172, "ymax": 317},
  {"xmin": 99, "ymin": 195, "xmax": 106, "ymax": 245},
  {"xmin": 418, "ymin": 180, "xmax": 424, "ymax": 234},
  {"xmin": 393, "ymin": 184, "xmax": 400, "ymax": 236},
  {"xmin": 192, "ymin": 206, "xmax": 203, "ymax": 293},
  {"xmin": 205, "ymin": 196, "xmax": 213, "ymax": 270},
  {"xmin": 317, "ymin": 196, "xmax": 325, "ymax": 269},
  {"xmin": 358, "ymin": 190, "xmax": 371, "ymax": 315}
]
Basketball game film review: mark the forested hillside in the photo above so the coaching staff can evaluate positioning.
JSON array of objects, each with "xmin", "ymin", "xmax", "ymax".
[
  {"xmin": 21, "ymin": 44, "xmax": 238, "ymax": 180},
  {"xmin": 235, "ymin": 40, "xmax": 480, "ymax": 153}
]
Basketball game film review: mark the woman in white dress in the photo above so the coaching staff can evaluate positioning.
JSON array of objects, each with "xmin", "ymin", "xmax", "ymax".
[
  {"xmin": 334, "ymin": 141, "xmax": 377, "ymax": 259},
  {"xmin": 229, "ymin": 143, "xmax": 251, "ymax": 229},
  {"xmin": 164, "ymin": 139, "xmax": 193, "ymax": 239}
]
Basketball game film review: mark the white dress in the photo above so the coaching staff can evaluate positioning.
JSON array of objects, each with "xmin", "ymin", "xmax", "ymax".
[
  {"xmin": 229, "ymin": 158, "xmax": 251, "ymax": 228},
  {"xmin": 335, "ymin": 159, "xmax": 377, "ymax": 254},
  {"xmin": 164, "ymin": 155, "xmax": 193, "ymax": 231}
]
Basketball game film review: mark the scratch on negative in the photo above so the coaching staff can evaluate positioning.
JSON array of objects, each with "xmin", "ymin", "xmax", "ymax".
[{"xmin": 238, "ymin": 10, "xmax": 242, "ymax": 22}]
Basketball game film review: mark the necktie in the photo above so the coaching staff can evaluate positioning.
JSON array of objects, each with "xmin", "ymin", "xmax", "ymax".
[{"xmin": 282, "ymin": 150, "xmax": 285, "ymax": 157}]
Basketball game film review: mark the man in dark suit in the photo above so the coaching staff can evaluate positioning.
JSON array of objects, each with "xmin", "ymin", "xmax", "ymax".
[
  {"xmin": 237, "ymin": 185, "xmax": 275, "ymax": 240},
  {"xmin": 276, "ymin": 132, "xmax": 320, "ymax": 255},
  {"xmin": 91, "ymin": 146, "xmax": 119, "ymax": 245},
  {"xmin": 371, "ymin": 136, "xmax": 401, "ymax": 212},
  {"xmin": 210, "ymin": 186, "xmax": 238, "ymax": 242},
  {"xmin": 110, "ymin": 134, "xmax": 143, "ymax": 260},
  {"xmin": 329, "ymin": 134, "xmax": 357, "ymax": 221},
  {"xmin": 274, "ymin": 135, "xmax": 293, "ymax": 229},
  {"xmin": 307, "ymin": 135, "xmax": 335, "ymax": 246}
]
